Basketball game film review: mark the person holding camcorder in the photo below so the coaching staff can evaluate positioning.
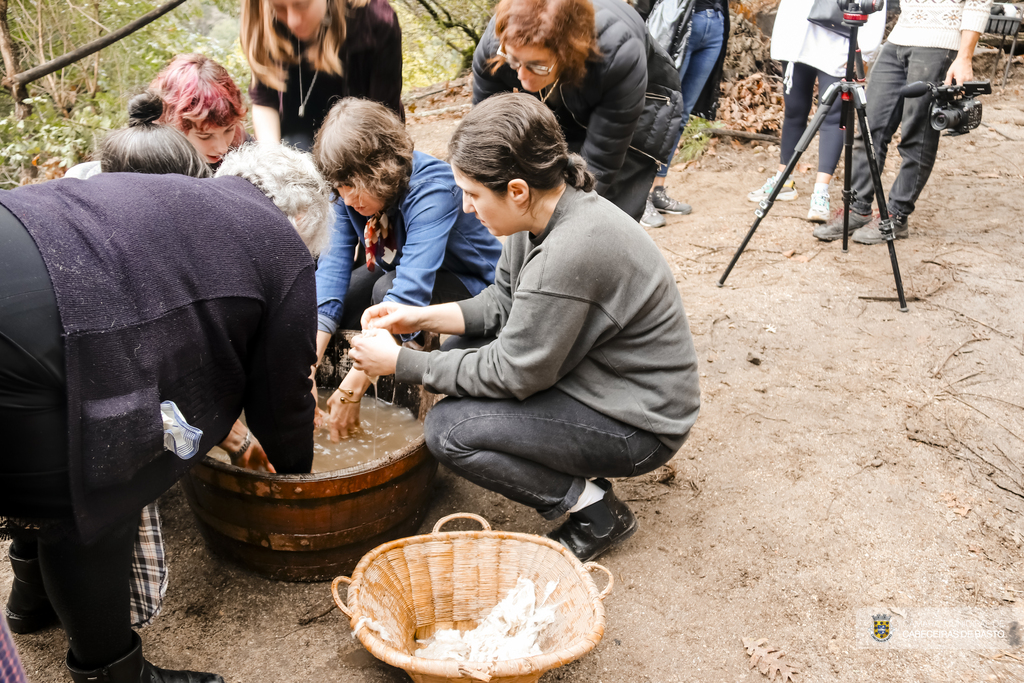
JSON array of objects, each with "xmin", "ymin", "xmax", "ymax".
[{"xmin": 814, "ymin": 0, "xmax": 993, "ymax": 244}]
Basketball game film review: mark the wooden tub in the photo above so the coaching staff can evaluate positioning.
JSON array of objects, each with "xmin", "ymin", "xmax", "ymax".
[{"xmin": 181, "ymin": 333, "xmax": 439, "ymax": 581}]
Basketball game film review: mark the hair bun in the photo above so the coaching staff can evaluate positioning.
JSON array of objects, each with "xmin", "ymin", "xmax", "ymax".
[{"xmin": 127, "ymin": 92, "xmax": 164, "ymax": 127}]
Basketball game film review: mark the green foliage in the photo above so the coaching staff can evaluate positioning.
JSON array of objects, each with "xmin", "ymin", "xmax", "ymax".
[
  {"xmin": 672, "ymin": 116, "xmax": 716, "ymax": 165},
  {"xmin": 394, "ymin": 0, "xmax": 496, "ymax": 87},
  {"xmin": 0, "ymin": 0, "xmax": 248, "ymax": 188}
]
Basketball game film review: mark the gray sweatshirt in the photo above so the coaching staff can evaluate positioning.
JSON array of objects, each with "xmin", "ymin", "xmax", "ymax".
[{"xmin": 396, "ymin": 185, "xmax": 701, "ymax": 449}]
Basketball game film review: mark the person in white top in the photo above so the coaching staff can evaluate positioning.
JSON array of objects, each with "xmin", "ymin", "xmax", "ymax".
[
  {"xmin": 748, "ymin": 0, "xmax": 885, "ymax": 224},
  {"xmin": 815, "ymin": 0, "xmax": 993, "ymax": 243}
]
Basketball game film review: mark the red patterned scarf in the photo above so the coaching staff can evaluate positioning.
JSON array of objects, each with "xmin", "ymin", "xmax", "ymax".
[{"xmin": 364, "ymin": 211, "xmax": 395, "ymax": 271}]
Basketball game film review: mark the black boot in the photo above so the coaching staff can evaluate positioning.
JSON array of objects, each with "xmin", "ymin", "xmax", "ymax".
[
  {"xmin": 66, "ymin": 632, "xmax": 225, "ymax": 683},
  {"xmin": 5, "ymin": 546, "xmax": 59, "ymax": 634},
  {"xmin": 547, "ymin": 479, "xmax": 638, "ymax": 562}
]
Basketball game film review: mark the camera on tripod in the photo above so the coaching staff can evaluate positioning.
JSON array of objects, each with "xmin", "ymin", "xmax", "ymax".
[
  {"xmin": 901, "ymin": 80, "xmax": 993, "ymax": 135},
  {"xmin": 837, "ymin": 0, "xmax": 885, "ymax": 23}
]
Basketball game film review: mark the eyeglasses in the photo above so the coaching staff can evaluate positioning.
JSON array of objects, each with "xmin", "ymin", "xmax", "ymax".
[{"xmin": 496, "ymin": 46, "xmax": 554, "ymax": 76}]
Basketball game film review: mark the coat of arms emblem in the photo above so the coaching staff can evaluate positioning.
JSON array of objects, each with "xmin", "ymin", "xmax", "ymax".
[{"xmin": 872, "ymin": 613, "xmax": 893, "ymax": 642}]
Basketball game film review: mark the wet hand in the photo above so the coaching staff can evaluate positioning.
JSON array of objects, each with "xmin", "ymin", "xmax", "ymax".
[
  {"xmin": 349, "ymin": 329, "xmax": 400, "ymax": 377},
  {"xmin": 361, "ymin": 302, "xmax": 420, "ymax": 335},
  {"xmin": 325, "ymin": 389, "xmax": 362, "ymax": 442}
]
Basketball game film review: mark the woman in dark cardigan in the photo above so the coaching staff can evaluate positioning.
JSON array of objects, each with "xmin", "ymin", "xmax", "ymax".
[
  {"xmin": 472, "ymin": 0, "xmax": 683, "ymax": 221},
  {"xmin": 242, "ymin": 0, "xmax": 403, "ymax": 151},
  {"xmin": 0, "ymin": 143, "xmax": 331, "ymax": 683}
]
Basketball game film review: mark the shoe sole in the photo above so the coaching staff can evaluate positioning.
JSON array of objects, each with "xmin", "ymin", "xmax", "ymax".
[
  {"xmin": 852, "ymin": 231, "xmax": 908, "ymax": 245},
  {"xmin": 4, "ymin": 605, "xmax": 58, "ymax": 634},
  {"xmin": 747, "ymin": 193, "xmax": 798, "ymax": 203},
  {"xmin": 807, "ymin": 212, "xmax": 829, "ymax": 223},
  {"xmin": 655, "ymin": 206, "xmax": 692, "ymax": 216}
]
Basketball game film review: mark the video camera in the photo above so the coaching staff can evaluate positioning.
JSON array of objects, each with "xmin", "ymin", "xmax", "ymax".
[{"xmin": 900, "ymin": 80, "xmax": 993, "ymax": 135}]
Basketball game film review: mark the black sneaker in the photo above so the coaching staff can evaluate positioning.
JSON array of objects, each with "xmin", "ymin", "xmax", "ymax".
[
  {"xmin": 650, "ymin": 186, "xmax": 692, "ymax": 215},
  {"xmin": 812, "ymin": 209, "xmax": 874, "ymax": 242},
  {"xmin": 547, "ymin": 479, "xmax": 638, "ymax": 563},
  {"xmin": 852, "ymin": 213, "xmax": 909, "ymax": 244}
]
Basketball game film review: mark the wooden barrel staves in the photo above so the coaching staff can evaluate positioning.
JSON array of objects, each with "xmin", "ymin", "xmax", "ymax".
[{"xmin": 181, "ymin": 332, "xmax": 440, "ymax": 582}]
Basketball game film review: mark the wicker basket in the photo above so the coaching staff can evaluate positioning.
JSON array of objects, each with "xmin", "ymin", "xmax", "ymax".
[{"xmin": 331, "ymin": 513, "xmax": 614, "ymax": 683}]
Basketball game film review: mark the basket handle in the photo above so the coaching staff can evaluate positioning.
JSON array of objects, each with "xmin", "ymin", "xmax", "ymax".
[
  {"xmin": 331, "ymin": 576, "xmax": 354, "ymax": 618},
  {"xmin": 583, "ymin": 562, "xmax": 614, "ymax": 601},
  {"xmin": 432, "ymin": 512, "xmax": 492, "ymax": 534}
]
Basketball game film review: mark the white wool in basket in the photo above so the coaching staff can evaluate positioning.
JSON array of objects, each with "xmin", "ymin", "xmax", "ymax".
[{"xmin": 414, "ymin": 577, "xmax": 559, "ymax": 662}]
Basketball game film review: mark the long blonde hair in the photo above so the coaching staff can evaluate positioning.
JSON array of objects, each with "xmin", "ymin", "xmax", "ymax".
[{"xmin": 241, "ymin": 0, "xmax": 370, "ymax": 92}]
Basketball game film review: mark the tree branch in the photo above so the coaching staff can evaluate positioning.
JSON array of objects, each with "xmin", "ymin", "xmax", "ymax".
[{"xmin": 6, "ymin": 0, "xmax": 188, "ymax": 88}]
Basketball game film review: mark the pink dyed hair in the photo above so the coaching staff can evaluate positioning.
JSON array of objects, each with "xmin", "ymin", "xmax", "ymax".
[{"xmin": 150, "ymin": 53, "xmax": 247, "ymax": 147}]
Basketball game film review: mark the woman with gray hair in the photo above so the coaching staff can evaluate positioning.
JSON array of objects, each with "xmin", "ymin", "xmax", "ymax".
[{"xmin": 0, "ymin": 143, "xmax": 330, "ymax": 683}]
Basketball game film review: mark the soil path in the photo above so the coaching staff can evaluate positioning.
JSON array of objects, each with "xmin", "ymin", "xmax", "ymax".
[{"xmin": 4, "ymin": 82, "xmax": 1024, "ymax": 683}]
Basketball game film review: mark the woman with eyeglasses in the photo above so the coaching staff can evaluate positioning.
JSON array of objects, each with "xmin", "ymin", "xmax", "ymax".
[
  {"xmin": 472, "ymin": 0, "xmax": 682, "ymax": 222},
  {"xmin": 241, "ymin": 0, "xmax": 403, "ymax": 151}
]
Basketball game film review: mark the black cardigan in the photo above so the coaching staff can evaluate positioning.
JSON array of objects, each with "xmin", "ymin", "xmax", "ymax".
[
  {"xmin": 0, "ymin": 174, "xmax": 317, "ymax": 541},
  {"xmin": 249, "ymin": 0, "xmax": 404, "ymax": 145},
  {"xmin": 473, "ymin": 0, "xmax": 668, "ymax": 197}
]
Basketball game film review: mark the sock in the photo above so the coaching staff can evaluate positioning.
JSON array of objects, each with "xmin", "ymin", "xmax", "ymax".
[
  {"xmin": 814, "ymin": 182, "xmax": 829, "ymax": 195},
  {"xmin": 568, "ymin": 479, "xmax": 606, "ymax": 513}
]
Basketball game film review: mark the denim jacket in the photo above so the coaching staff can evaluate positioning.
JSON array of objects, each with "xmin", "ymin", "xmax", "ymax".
[{"xmin": 316, "ymin": 151, "xmax": 502, "ymax": 334}]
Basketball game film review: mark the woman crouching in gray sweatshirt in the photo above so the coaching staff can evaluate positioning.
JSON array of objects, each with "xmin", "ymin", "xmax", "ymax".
[{"xmin": 349, "ymin": 93, "xmax": 701, "ymax": 562}]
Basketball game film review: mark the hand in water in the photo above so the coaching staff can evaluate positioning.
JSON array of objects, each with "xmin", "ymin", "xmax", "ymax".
[
  {"xmin": 362, "ymin": 302, "xmax": 420, "ymax": 335},
  {"xmin": 325, "ymin": 388, "xmax": 363, "ymax": 442},
  {"xmin": 349, "ymin": 328, "xmax": 401, "ymax": 377}
]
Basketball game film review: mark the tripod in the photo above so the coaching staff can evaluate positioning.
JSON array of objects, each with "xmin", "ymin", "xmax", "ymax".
[{"xmin": 717, "ymin": 16, "xmax": 908, "ymax": 312}]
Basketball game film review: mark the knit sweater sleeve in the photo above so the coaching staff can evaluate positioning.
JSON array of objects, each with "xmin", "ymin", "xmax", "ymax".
[{"xmin": 961, "ymin": 0, "xmax": 993, "ymax": 34}]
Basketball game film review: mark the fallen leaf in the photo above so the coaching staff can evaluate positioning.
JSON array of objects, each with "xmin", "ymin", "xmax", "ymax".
[{"xmin": 743, "ymin": 637, "xmax": 801, "ymax": 682}]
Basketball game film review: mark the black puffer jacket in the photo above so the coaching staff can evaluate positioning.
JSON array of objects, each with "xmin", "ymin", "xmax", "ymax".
[{"xmin": 472, "ymin": 0, "xmax": 682, "ymax": 197}]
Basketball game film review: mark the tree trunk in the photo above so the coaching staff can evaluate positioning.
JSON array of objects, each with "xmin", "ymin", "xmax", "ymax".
[{"xmin": 0, "ymin": 0, "xmax": 31, "ymax": 119}]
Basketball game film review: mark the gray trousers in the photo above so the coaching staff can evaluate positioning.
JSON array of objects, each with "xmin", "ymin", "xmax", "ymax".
[{"xmin": 850, "ymin": 41, "xmax": 956, "ymax": 219}]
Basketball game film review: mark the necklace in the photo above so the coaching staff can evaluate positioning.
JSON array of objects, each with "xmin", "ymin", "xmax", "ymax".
[
  {"xmin": 298, "ymin": 65, "xmax": 319, "ymax": 118},
  {"xmin": 539, "ymin": 80, "xmax": 559, "ymax": 105}
]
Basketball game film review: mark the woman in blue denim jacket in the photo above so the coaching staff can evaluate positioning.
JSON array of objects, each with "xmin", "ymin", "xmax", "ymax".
[{"xmin": 313, "ymin": 98, "xmax": 502, "ymax": 440}]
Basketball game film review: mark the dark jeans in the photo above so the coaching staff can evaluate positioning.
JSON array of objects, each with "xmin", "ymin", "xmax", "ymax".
[
  {"xmin": 781, "ymin": 62, "xmax": 843, "ymax": 175},
  {"xmin": 337, "ymin": 265, "xmax": 473, "ymax": 331},
  {"xmin": 1, "ymin": 206, "xmax": 138, "ymax": 669},
  {"xmin": 425, "ymin": 336, "xmax": 677, "ymax": 519},
  {"xmin": 850, "ymin": 42, "xmax": 956, "ymax": 218},
  {"xmin": 656, "ymin": 9, "xmax": 725, "ymax": 179}
]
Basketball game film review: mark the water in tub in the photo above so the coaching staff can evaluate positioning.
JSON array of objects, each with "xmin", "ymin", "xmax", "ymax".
[{"xmin": 209, "ymin": 388, "xmax": 423, "ymax": 472}]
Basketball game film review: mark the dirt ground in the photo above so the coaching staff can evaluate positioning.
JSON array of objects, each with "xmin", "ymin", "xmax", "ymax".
[{"xmin": 5, "ymin": 74, "xmax": 1024, "ymax": 683}]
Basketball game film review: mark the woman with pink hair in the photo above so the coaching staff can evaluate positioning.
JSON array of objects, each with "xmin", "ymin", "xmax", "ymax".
[{"xmin": 149, "ymin": 53, "xmax": 249, "ymax": 167}]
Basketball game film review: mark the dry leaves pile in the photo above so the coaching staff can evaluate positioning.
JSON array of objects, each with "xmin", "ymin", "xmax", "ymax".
[
  {"xmin": 742, "ymin": 637, "xmax": 801, "ymax": 682},
  {"xmin": 717, "ymin": 73, "xmax": 785, "ymax": 135},
  {"xmin": 724, "ymin": 13, "xmax": 775, "ymax": 80}
]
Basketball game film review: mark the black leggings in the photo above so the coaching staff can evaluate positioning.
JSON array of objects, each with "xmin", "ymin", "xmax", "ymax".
[
  {"xmin": 780, "ymin": 62, "xmax": 844, "ymax": 176},
  {"xmin": 1, "ymin": 205, "xmax": 137, "ymax": 669}
]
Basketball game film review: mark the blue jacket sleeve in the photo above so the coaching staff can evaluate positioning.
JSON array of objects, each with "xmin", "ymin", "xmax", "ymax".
[
  {"xmin": 384, "ymin": 182, "xmax": 462, "ymax": 309},
  {"xmin": 315, "ymin": 201, "xmax": 360, "ymax": 334}
]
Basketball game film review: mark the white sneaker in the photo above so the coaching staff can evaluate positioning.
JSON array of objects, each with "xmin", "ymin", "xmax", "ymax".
[
  {"xmin": 747, "ymin": 174, "xmax": 797, "ymax": 203},
  {"xmin": 807, "ymin": 189, "xmax": 830, "ymax": 223}
]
